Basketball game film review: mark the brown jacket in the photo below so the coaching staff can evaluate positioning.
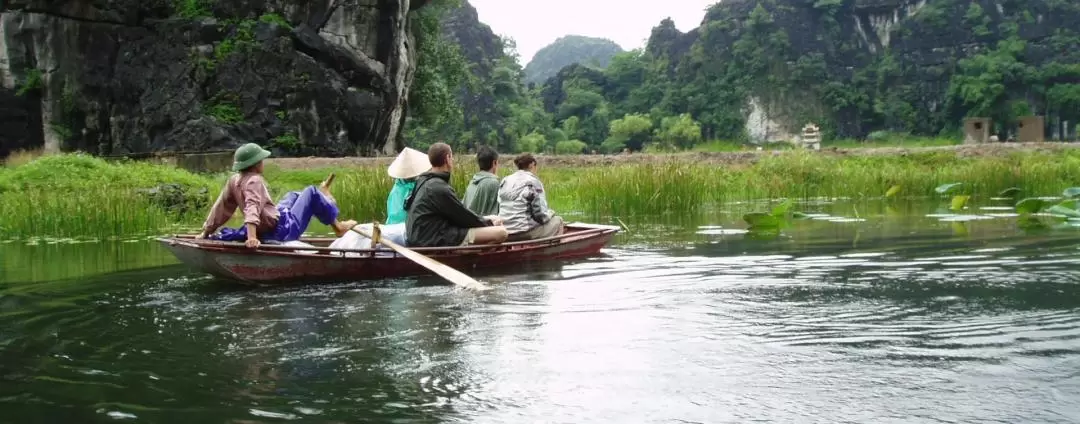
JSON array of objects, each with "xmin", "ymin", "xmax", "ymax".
[{"xmin": 201, "ymin": 173, "xmax": 278, "ymax": 235}]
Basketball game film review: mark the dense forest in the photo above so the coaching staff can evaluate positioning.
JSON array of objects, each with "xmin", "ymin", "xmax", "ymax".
[
  {"xmin": 406, "ymin": 0, "xmax": 1080, "ymax": 155},
  {"xmin": 522, "ymin": 35, "xmax": 624, "ymax": 85}
]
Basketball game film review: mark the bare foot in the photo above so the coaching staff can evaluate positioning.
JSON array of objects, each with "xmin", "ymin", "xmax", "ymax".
[
  {"xmin": 333, "ymin": 219, "xmax": 357, "ymax": 237},
  {"xmin": 319, "ymin": 173, "xmax": 337, "ymax": 203}
]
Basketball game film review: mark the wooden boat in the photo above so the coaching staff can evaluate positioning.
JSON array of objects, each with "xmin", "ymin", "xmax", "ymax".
[{"xmin": 157, "ymin": 223, "xmax": 621, "ymax": 285}]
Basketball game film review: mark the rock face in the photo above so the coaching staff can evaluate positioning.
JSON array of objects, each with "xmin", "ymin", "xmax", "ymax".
[
  {"xmin": 646, "ymin": 0, "xmax": 1080, "ymax": 140},
  {"xmin": 0, "ymin": 0, "xmax": 433, "ymax": 158},
  {"xmin": 438, "ymin": 0, "xmax": 504, "ymax": 139}
]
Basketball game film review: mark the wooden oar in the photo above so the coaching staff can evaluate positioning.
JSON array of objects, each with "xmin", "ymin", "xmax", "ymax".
[{"xmin": 349, "ymin": 223, "xmax": 490, "ymax": 291}]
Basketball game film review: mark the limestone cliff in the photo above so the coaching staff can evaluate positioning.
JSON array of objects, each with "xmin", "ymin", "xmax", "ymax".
[
  {"xmin": 652, "ymin": 0, "xmax": 1080, "ymax": 140},
  {"xmin": 438, "ymin": 0, "xmax": 503, "ymax": 139},
  {"xmin": 524, "ymin": 35, "xmax": 623, "ymax": 85},
  {"xmin": 0, "ymin": 0, "xmax": 434, "ymax": 158}
]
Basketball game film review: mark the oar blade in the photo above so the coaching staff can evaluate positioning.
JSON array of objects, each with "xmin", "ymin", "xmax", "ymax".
[{"xmin": 350, "ymin": 225, "xmax": 489, "ymax": 291}]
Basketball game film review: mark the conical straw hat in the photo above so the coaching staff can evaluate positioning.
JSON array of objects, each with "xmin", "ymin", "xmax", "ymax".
[{"xmin": 387, "ymin": 147, "xmax": 430, "ymax": 179}]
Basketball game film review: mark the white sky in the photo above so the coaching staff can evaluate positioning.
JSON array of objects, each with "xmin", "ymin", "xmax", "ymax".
[{"xmin": 466, "ymin": 0, "xmax": 716, "ymax": 65}]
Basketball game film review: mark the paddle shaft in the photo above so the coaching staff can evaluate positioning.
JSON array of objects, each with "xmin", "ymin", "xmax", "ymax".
[{"xmin": 349, "ymin": 224, "xmax": 489, "ymax": 291}]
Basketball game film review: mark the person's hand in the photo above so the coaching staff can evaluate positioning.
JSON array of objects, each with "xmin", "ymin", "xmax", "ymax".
[
  {"xmin": 486, "ymin": 216, "xmax": 504, "ymax": 226},
  {"xmin": 245, "ymin": 238, "xmax": 261, "ymax": 249},
  {"xmin": 194, "ymin": 233, "xmax": 206, "ymax": 240}
]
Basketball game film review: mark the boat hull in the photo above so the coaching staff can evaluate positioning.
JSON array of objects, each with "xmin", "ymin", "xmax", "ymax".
[{"xmin": 159, "ymin": 223, "xmax": 619, "ymax": 285}]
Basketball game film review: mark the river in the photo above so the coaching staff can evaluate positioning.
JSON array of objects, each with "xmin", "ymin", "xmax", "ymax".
[{"xmin": 2, "ymin": 199, "xmax": 1079, "ymax": 423}]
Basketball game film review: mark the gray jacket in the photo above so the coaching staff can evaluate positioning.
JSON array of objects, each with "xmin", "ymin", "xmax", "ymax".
[{"xmin": 498, "ymin": 170, "xmax": 555, "ymax": 234}]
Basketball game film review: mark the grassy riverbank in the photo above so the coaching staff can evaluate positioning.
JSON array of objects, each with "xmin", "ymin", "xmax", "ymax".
[{"xmin": 2, "ymin": 144, "xmax": 1079, "ymax": 239}]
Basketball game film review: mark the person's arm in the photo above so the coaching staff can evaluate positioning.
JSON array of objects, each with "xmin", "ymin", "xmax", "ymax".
[
  {"xmin": 199, "ymin": 183, "xmax": 235, "ymax": 238},
  {"xmin": 481, "ymin": 178, "xmax": 501, "ymax": 214},
  {"xmin": 437, "ymin": 186, "xmax": 490, "ymax": 228},
  {"xmin": 522, "ymin": 184, "xmax": 550, "ymax": 225}
]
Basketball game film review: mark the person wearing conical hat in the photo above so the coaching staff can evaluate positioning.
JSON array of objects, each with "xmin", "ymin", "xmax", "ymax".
[
  {"xmin": 385, "ymin": 147, "xmax": 430, "ymax": 225},
  {"xmin": 326, "ymin": 147, "xmax": 428, "ymax": 250},
  {"xmin": 197, "ymin": 143, "xmax": 357, "ymax": 248}
]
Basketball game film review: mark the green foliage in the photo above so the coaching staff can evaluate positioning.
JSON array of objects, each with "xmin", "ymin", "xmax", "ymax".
[
  {"xmin": 965, "ymin": 3, "xmax": 992, "ymax": 36},
  {"xmin": 407, "ymin": 1, "xmax": 469, "ymax": 133},
  {"xmin": 812, "ymin": 0, "xmax": 843, "ymax": 11},
  {"xmin": 258, "ymin": 13, "xmax": 291, "ymax": 29},
  {"xmin": 196, "ymin": 18, "xmax": 269, "ymax": 71},
  {"xmin": 16, "ymin": 69, "xmax": 42, "ymax": 96},
  {"xmin": 271, "ymin": 132, "xmax": 300, "ymax": 152},
  {"xmin": 523, "ymin": 35, "xmax": 624, "ymax": 84},
  {"xmin": 207, "ymin": 102, "xmax": 243, "ymax": 123},
  {"xmin": 654, "ymin": 113, "xmax": 703, "ymax": 149},
  {"xmin": 7, "ymin": 149, "xmax": 1080, "ymax": 237},
  {"xmin": 175, "ymin": 0, "xmax": 210, "ymax": 19},
  {"xmin": 49, "ymin": 124, "xmax": 73, "ymax": 140},
  {"xmin": 405, "ymin": 0, "xmax": 1080, "ymax": 153},
  {"xmin": 554, "ymin": 140, "xmax": 588, "ymax": 154},
  {"xmin": 516, "ymin": 132, "xmax": 547, "ymax": 153},
  {"xmin": 914, "ymin": 2, "xmax": 948, "ymax": 27},
  {"xmin": 604, "ymin": 113, "xmax": 653, "ymax": 153},
  {"xmin": 1015, "ymin": 198, "xmax": 1047, "ymax": 214}
]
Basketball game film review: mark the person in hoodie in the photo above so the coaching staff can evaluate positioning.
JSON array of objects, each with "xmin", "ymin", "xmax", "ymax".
[
  {"xmin": 405, "ymin": 142, "xmax": 509, "ymax": 247},
  {"xmin": 498, "ymin": 152, "xmax": 564, "ymax": 242},
  {"xmin": 463, "ymin": 145, "xmax": 500, "ymax": 216}
]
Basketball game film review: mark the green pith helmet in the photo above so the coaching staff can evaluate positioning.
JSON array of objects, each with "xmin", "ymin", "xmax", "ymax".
[{"xmin": 232, "ymin": 143, "xmax": 272, "ymax": 172}]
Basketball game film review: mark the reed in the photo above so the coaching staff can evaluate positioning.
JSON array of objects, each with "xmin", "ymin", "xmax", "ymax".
[
  {"xmin": 3, "ymin": 148, "xmax": 48, "ymax": 168},
  {"xmin": 3, "ymin": 149, "xmax": 1079, "ymax": 239}
]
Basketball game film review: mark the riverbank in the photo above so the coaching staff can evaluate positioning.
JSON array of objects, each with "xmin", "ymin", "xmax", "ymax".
[
  {"xmin": 267, "ymin": 142, "xmax": 1080, "ymax": 169},
  {"xmin": 2, "ymin": 143, "xmax": 1079, "ymax": 239}
]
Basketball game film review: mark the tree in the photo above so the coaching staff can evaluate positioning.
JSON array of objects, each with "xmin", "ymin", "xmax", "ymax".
[
  {"xmin": 654, "ymin": 113, "xmax": 703, "ymax": 149},
  {"xmin": 948, "ymin": 37, "xmax": 1031, "ymax": 126},
  {"xmin": 555, "ymin": 140, "xmax": 588, "ymax": 154},
  {"xmin": 516, "ymin": 131, "xmax": 547, "ymax": 153},
  {"xmin": 604, "ymin": 113, "xmax": 653, "ymax": 152}
]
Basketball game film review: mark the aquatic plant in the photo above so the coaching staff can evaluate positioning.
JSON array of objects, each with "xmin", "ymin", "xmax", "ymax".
[{"xmin": 933, "ymin": 182, "xmax": 970, "ymax": 211}]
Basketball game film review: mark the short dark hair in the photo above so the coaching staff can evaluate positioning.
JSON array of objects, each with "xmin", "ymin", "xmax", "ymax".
[
  {"xmin": 514, "ymin": 153, "xmax": 536, "ymax": 170},
  {"xmin": 428, "ymin": 142, "xmax": 452, "ymax": 167},
  {"xmin": 476, "ymin": 145, "xmax": 498, "ymax": 171}
]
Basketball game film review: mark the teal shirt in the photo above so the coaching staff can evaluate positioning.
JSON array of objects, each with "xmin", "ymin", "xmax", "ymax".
[{"xmin": 386, "ymin": 179, "xmax": 415, "ymax": 224}]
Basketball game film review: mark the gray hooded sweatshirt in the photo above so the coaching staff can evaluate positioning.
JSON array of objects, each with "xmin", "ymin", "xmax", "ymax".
[
  {"xmin": 498, "ymin": 170, "xmax": 555, "ymax": 234},
  {"xmin": 463, "ymin": 171, "xmax": 499, "ymax": 216}
]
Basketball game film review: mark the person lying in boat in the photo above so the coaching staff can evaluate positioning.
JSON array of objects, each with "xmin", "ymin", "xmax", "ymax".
[
  {"xmin": 498, "ymin": 152, "xmax": 565, "ymax": 241},
  {"xmin": 196, "ymin": 142, "xmax": 357, "ymax": 248},
  {"xmin": 463, "ymin": 145, "xmax": 500, "ymax": 216},
  {"xmin": 405, "ymin": 142, "xmax": 508, "ymax": 247}
]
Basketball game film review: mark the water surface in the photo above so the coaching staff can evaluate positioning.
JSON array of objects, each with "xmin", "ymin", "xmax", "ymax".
[{"xmin": 2, "ymin": 200, "xmax": 1079, "ymax": 422}]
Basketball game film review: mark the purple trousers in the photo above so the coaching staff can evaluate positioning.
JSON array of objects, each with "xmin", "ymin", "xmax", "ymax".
[{"xmin": 211, "ymin": 185, "xmax": 339, "ymax": 242}]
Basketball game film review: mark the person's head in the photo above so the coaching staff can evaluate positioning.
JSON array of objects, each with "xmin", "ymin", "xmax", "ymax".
[
  {"xmin": 428, "ymin": 142, "xmax": 453, "ymax": 172},
  {"xmin": 476, "ymin": 145, "xmax": 498, "ymax": 173},
  {"xmin": 232, "ymin": 142, "xmax": 272, "ymax": 173},
  {"xmin": 387, "ymin": 147, "xmax": 430, "ymax": 182},
  {"xmin": 514, "ymin": 152, "xmax": 537, "ymax": 173}
]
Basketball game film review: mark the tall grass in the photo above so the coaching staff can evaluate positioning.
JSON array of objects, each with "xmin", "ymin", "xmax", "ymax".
[
  {"xmin": 552, "ymin": 149, "xmax": 1080, "ymax": 216},
  {"xmin": 3, "ymin": 149, "xmax": 1079, "ymax": 238},
  {"xmin": 3, "ymin": 149, "xmax": 48, "ymax": 168}
]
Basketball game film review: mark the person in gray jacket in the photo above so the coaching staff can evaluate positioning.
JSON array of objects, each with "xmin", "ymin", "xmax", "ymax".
[{"xmin": 498, "ymin": 153, "xmax": 564, "ymax": 241}]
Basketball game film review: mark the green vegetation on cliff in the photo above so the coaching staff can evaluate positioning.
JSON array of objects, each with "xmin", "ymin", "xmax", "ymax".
[
  {"xmin": 408, "ymin": 0, "xmax": 1080, "ymax": 154},
  {"xmin": 523, "ymin": 35, "xmax": 625, "ymax": 84}
]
